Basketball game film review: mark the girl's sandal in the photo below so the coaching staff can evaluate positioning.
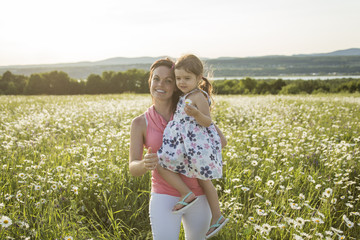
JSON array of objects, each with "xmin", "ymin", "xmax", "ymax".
[
  {"xmin": 172, "ymin": 192, "xmax": 199, "ymax": 214},
  {"xmin": 205, "ymin": 216, "xmax": 229, "ymax": 239}
]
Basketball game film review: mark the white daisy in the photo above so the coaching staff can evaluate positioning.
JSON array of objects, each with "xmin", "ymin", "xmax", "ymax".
[
  {"xmin": 295, "ymin": 217, "xmax": 305, "ymax": 228},
  {"xmin": 290, "ymin": 202, "xmax": 301, "ymax": 210},
  {"xmin": 265, "ymin": 200, "xmax": 272, "ymax": 206},
  {"xmin": 311, "ymin": 217, "xmax": 324, "ymax": 224},
  {"xmin": 266, "ymin": 180, "xmax": 274, "ymax": 187},
  {"xmin": 18, "ymin": 221, "xmax": 30, "ymax": 229},
  {"xmin": 5, "ymin": 194, "xmax": 13, "ymax": 201},
  {"xmin": 82, "ymin": 161, "xmax": 89, "ymax": 167},
  {"xmin": 345, "ymin": 221, "xmax": 354, "ymax": 228},
  {"xmin": 185, "ymin": 99, "xmax": 192, "ymax": 105},
  {"xmin": 0, "ymin": 216, "xmax": 12, "ymax": 228},
  {"xmin": 278, "ymin": 223, "xmax": 286, "ymax": 229},
  {"xmin": 72, "ymin": 186, "xmax": 79, "ymax": 195},
  {"xmin": 255, "ymin": 176, "xmax": 261, "ymax": 181},
  {"xmin": 18, "ymin": 173, "xmax": 26, "ymax": 179},
  {"xmin": 256, "ymin": 208, "xmax": 267, "ymax": 216},
  {"xmin": 253, "ymin": 224, "xmax": 262, "ymax": 233},
  {"xmin": 299, "ymin": 193, "xmax": 305, "ymax": 200},
  {"xmin": 322, "ymin": 188, "xmax": 333, "ymax": 198},
  {"xmin": 262, "ymin": 223, "xmax": 272, "ymax": 234}
]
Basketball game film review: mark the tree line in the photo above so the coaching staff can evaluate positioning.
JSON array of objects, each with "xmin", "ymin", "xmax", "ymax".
[
  {"xmin": 0, "ymin": 70, "xmax": 359, "ymax": 95},
  {"xmin": 0, "ymin": 69, "xmax": 149, "ymax": 95},
  {"xmin": 213, "ymin": 78, "xmax": 360, "ymax": 94}
]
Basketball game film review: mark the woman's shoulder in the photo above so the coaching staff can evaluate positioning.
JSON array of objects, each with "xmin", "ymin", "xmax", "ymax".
[{"xmin": 131, "ymin": 114, "xmax": 146, "ymax": 129}]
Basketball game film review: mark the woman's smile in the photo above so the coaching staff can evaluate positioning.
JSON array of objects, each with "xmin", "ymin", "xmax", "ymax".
[{"xmin": 155, "ymin": 89, "xmax": 166, "ymax": 93}]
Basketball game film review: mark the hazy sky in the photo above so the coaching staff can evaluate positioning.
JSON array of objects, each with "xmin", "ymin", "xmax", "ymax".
[{"xmin": 1, "ymin": 0, "xmax": 359, "ymax": 66}]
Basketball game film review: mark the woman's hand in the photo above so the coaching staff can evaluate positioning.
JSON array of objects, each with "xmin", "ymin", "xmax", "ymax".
[{"xmin": 143, "ymin": 147, "xmax": 158, "ymax": 170}]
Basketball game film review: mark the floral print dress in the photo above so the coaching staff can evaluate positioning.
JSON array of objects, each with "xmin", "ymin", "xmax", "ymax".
[{"xmin": 158, "ymin": 89, "xmax": 222, "ymax": 180}]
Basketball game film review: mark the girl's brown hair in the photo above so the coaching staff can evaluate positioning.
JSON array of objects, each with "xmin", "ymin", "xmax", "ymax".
[
  {"xmin": 148, "ymin": 58, "xmax": 180, "ymax": 112},
  {"xmin": 175, "ymin": 54, "xmax": 213, "ymax": 98}
]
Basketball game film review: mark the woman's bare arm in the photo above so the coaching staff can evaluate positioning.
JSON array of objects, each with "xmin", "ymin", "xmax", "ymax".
[{"xmin": 129, "ymin": 115, "xmax": 158, "ymax": 176}]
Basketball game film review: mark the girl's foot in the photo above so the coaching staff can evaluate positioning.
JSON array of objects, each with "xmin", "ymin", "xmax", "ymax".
[
  {"xmin": 206, "ymin": 216, "xmax": 229, "ymax": 238},
  {"xmin": 172, "ymin": 192, "xmax": 198, "ymax": 212}
]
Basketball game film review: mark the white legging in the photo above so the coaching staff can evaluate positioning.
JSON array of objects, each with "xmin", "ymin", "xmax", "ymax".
[{"xmin": 149, "ymin": 193, "xmax": 212, "ymax": 240}]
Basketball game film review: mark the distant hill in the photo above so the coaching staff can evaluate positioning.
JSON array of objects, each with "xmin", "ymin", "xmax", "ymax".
[
  {"xmin": 95, "ymin": 56, "xmax": 170, "ymax": 65},
  {"xmin": 3, "ymin": 56, "xmax": 168, "ymax": 68},
  {"xmin": 293, "ymin": 48, "xmax": 360, "ymax": 57},
  {"xmin": 1, "ymin": 48, "xmax": 360, "ymax": 79}
]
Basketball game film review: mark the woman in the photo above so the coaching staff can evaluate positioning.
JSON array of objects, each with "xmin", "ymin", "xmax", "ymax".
[{"xmin": 129, "ymin": 58, "xmax": 227, "ymax": 240}]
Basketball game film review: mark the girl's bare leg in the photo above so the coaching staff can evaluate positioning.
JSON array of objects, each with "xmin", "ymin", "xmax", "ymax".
[
  {"xmin": 198, "ymin": 179, "xmax": 225, "ymax": 235},
  {"xmin": 157, "ymin": 165, "xmax": 197, "ymax": 211}
]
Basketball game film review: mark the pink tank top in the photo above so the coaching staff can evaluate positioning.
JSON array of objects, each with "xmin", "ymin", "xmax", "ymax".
[{"xmin": 144, "ymin": 105, "xmax": 204, "ymax": 197}]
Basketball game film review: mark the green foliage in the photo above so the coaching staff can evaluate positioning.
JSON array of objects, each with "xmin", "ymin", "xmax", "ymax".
[
  {"xmin": 48, "ymin": 71, "xmax": 71, "ymax": 95},
  {"xmin": 87, "ymin": 74, "xmax": 105, "ymax": 94},
  {"xmin": 25, "ymin": 73, "xmax": 48, "ymax": 95},
  {"xmin": 1, "ymin": 70, "xmax": 360, "ymax": 95},
  {"xmin": 0, "ymin": 94, "xmax": 359, "ymax": 239},
  {"xmin": 213, "ymin": 78, "xmax": 286, "ymax": 95},
  {"xmin": 213, "ymin": 78, "xmax": 360, "ymax": 95},
  {"xmin": 0, "ymin": 71, "xmax": 27, "ymax": 95},
  {"xmin": 0, "ymin": 69, "xmax": 150, "ymax": 95}
]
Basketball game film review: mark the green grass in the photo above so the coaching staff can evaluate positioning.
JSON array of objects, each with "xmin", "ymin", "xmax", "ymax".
[{"xmin": 0, "ymin": 94, "xmax": 359, "ymax": 239}]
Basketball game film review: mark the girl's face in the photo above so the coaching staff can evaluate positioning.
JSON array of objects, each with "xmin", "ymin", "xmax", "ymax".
[
  {"xmin": 175, "ymin": 68, "xmax": 201, "ymax": 94},
  {"xmin": 150, "ymin": 66, "xmax": 176, "ymax": 101}
]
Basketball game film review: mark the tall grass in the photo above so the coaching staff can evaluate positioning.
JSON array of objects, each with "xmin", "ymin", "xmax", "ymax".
[{"xmin": 0, "ymin": 94, "xmax": 359, "ymax": 239}]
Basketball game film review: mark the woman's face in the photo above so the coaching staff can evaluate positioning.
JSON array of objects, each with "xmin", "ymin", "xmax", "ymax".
[{"xmin": 150, "ymin": 66, "xmax": 176, "ymax": 101}]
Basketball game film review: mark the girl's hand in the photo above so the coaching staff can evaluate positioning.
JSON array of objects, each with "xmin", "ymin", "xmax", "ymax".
[
  {"xmin": 143, "ymin": 147, "xmax": 158, "ymax": 170},
  {"xmin": 184, "ymin": 104, "xmax": 199, "ymax": 117}
]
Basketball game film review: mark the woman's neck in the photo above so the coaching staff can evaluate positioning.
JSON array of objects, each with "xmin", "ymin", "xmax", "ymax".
[{"xmin": 153, "ymin": 100, "xmax": 173, "ymax": 122}]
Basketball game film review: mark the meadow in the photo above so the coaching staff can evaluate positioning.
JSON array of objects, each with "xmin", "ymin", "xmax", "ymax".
[{"xmin": 0, "ymin": 94, "xmax": 359, "ymax": 240}]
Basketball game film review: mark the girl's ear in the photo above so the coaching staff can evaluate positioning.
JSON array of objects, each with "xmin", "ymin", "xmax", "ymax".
[{"xmin": 197, "ymin": 74, "xmax": 203, "ymax": 82}]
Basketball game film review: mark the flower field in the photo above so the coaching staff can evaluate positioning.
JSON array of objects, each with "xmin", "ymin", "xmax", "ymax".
[{"xmin": 0, "ymin": 94, "xmax": 359, "ymax": 239}]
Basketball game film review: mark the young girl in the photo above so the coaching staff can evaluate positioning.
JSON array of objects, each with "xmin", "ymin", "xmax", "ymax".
[{"xmin": 157, "ymin": 54, "xmax": 229, "ymax": 238}]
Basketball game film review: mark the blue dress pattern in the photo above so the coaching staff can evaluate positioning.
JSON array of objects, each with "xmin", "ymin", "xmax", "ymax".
[{"xmin": 158, "ymin": 89, "xmax": 222, "ymax": 180}]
